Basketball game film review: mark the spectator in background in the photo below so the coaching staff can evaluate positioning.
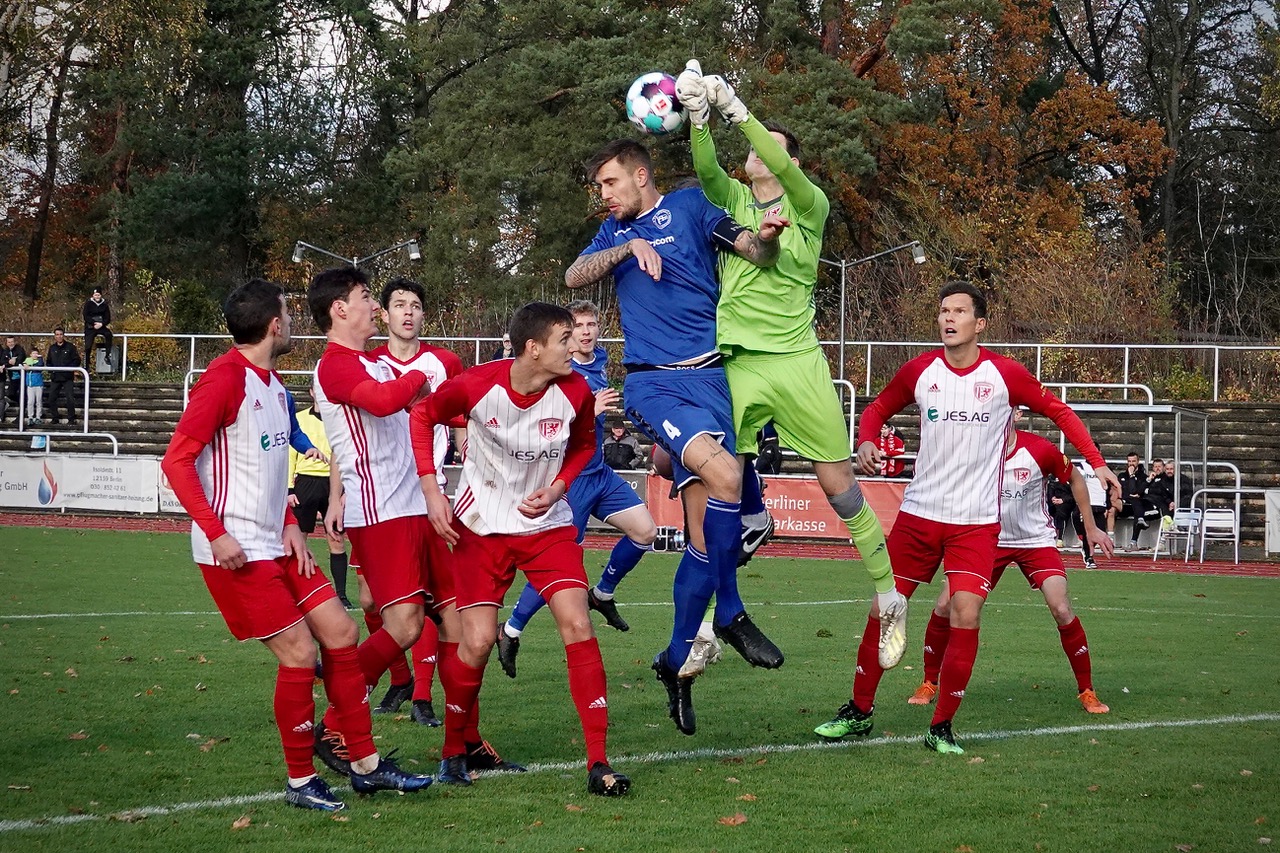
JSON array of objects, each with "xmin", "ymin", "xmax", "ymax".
[
  {"xmin": 2, "ymin": 335, "xmax": 27, "ymax": 417},
  {"xmin": 876, "ymin": 422, "xmax": 907, "ymax": 477},
  {"xmin": 23, "ymin": 347, "xmax": 45, "ymax": 425},
  {"xmin": 602, "ymin": 424, "xmax": 641, "ymax": 470},
  {"xmin": 46, "ymin": 327, "xmax": 81, "ymax": 425},
  {"xmin": 1116, "ymin": 450, "xmax": 1159, "ymax": 550},
  {"xmin": 1072, "ymin": 461, "xmax": 1117, "ymax": 569},
  {"xmin": 1146, "ymin": 458, "xmax": 1176, "ymax": 521},
  {"xmin": 83, "ymin": 287, "xmax": 113, "ymax": 368},
  {"xmin": 489, "ymin": 332, "xmax": 514, "ymax": 361},
  {"xmin": 1152, "ymin": 457, "xmax": 1193, "ymax": 516},
  {"xmin": 1047, "ymin": 476, "xmax": 1076, "ymax": 548}
]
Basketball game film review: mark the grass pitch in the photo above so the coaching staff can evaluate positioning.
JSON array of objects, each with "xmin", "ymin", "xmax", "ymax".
[{"xmin": 1, "ymin": 524, "xmax": 1277, "ymax": 852}]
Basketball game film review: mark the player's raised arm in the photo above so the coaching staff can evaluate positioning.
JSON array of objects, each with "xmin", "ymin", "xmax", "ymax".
[
  {"xmin": 711, "ymin": 213, "xmax": 785, "ymax": 268},
  {"xmin": 318, "ymin": 352, "xmax": 427, "ymax": 417},
  {"xmin": 565, "ymin": 241, "xmax": 651, "ymax": 289}
]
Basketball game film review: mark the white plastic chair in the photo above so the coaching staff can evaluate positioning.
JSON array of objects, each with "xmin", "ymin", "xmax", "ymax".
[
  {"xmin": 1198, "ymin": 508, "xmax": 1239, "ymax": 564},
  {"xmin": 1153, "ymin": 508, "xmax": 1200, "ymax": 561}
]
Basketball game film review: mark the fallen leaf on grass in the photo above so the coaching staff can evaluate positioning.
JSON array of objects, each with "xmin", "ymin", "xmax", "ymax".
[
  {"xmin": 737, "ymin": 794, "xmax": 757, "ymax": 802},
  {"xmin": 565, "ymin": 804, "xmax": 583, "ymax": 812},
  {"xmin": 97, "ymin": 745, "xmax": 109, "ymax": 752},
  {"xmin": 1259, "ymin": 837, "xmax": 1271, "ymax": 845},
  {"xmin": 1192, "ymin": 784, "xmax": 1204, "ymax": 790},
  {"xmin": 956, "ymin": 846, "xmax": 975, "ymax": 852},
  {"xmin": 194, "ymin": 683, "xmax": 207, "ymax": 692},
  {"xmin": 1237, "ymin": 631, "xmax": 1249, "ymax": 637},
  {"xmin": 331, "ymin": 815, "xmax": 349, "ymax": 822},
  {"xmin": 725, "ymin": 777, "xmax": 740, "ymax": 783},
  {"xmin": 68, "ymin": 731, "xmax": 88, "ymax": 740},
  {"xmin": 186, "ymin": 733, "xmax": 202, "ymax": 740},
  {"xmin": 754, "ymin": 758, "xmax": 767, "ymax": 766},
  {"xmin": 1242, "ymin": 770, "xmax": 1254, "ymax": 777},
  {"xmin": 112, "ymin": 811, "xmax": 146, "ymax": 823},
  {"xmin": 65, "ymin": 668, "xmax": 77, "ymax": 678},
  {"xmin": 231, "ymin": 815, "xmax": 251, "ymax": 830},
  {"xmin": 1087, "ymin": 785, "xmax": 1100, "ymax": 793},
  {"xmin": 1193, "ymin": 593, "xmax": 1206, "ymax": 598},
  {"xmin": 7, "ymin": 689, "xmax": 16, "ymax": 695},
  {"xmin": 7, "ymin": 785, "xmax": 30, "ymax": 791},
  {"xmin": 967, "ymin": 757, "xmax": 985, "ymax": 765},
  {"xmin": 718, "ymin": 813, "xmax": 748, "ymax": 827},
  {"xmin": 199, "ymin": 737, "xmax": 230, "ymax": 752},
  {"xmin": 1175, "ymin": 845, "xmax": 1194, "ymax": 852}
]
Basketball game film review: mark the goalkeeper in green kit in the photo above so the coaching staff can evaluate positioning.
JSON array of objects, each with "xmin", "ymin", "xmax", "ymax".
[{"xmin": 675, "ymin": 60, "xmax": 909, "ymax": 670}]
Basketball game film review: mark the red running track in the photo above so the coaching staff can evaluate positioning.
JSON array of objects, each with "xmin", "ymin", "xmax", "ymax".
[{"xmin": 3, "ymin": 513, "xmax": 1277, "ymax": 578}]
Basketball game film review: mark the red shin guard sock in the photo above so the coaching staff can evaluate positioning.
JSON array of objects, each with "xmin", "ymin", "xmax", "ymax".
[
  {"xmin": 358, "ymin": 627, "xmax": 405, "ymax": 687},
  {"xmin": 437, "ymin": 641, "xmax": 484, "ymax": 758},
  {"xmin": 411, "ymin": 618, "xmax": 438, "ymax": 701},
  {"xmin": 932, "ymin": 627, "xmax": 980, "ymax": 726},
  {"xmin": 851, "ymin": 616, "xmax": 885, "ymax": 712},
  {"xmin": 1057, "ymin": 616, "xmax": 1093, "ymax": 692},
  {"xmin": 565, "ymin": 638, "xmax": 609, "ymax": 768},
  {"xmin": 364, "ymin": 610, "xmax": 411, "ymax": 684},
  {"xmin": 275, "ymin": 665, "xmax": 318, "ymax": 779},
  {"xmin": 319, "ymin": 645, "xmax": 376, "ymax": 762},
  {"xmin": 922, "ymin": 610, "xmax": 951, "ymax": 684}
]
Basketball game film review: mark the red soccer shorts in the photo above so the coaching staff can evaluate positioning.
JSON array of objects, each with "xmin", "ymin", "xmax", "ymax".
[
  {"xmin": 991, "ymin": 545, "xmax": 1067, "ymax": 591},
  {"xmin": 887, "ymin": 512, "xmax": 1000, "ymax": 599},
  {"xmin": 200, "ymin": 554, "xmax": 336, "ymax": 642},
  {"xmin": 350, "ymin": 544, "xmax": 362, "ymax": 577},
  {"xmin": 450, "ymin": 523, "xmax": 587, "ymax": 610},
  {"xmin": 423, "ymin": 521, "xmax": 457, "ymax": 611},
  {"xmin": 346, "ymin": 514, "xmax": 443, "ymax": 613}
]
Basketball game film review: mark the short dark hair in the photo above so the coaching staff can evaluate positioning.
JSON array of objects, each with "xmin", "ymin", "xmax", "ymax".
[
  {"xmin": 509, "ymin": 302, "xmax": 573, "ymax": 357},
  {"xmin": 939, "ymin": 280, "xmax": 988, "ymax": 319},
  {"xmin": 53, "ymin": 326, "xmax": 64, "ymax": 334},
  {"xmin": 565, "ymin": 299, "xmax": 599, "ymax": 320},
  {"xmin": 308, "ymin": 267, "xmax": 368, "ymax": 333},
  {"xmin": 761, "ymin": 120, "xmax": 800, "ymax": 159},
  {"xmin": 379, "ymin": 277, "xmax": 427, "ymax": 310},
  {"xmin": 224, "ymin": 279, "xmax": 285, "ymax": 345},
  {"xmin": 1127, "ymin": 450, "xmax": 1140, "ymax": 458},
  {"xmin": 585, "ymin": 139, "xmax": 651, "ymax": 183}
]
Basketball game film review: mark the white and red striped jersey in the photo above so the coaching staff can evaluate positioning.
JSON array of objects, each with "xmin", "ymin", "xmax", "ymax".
[
  {"xmin": 170, "ymin": 348, "xmax": 292, "ymax": 564},
  {"xmin": 410, "ymin": 360, "xmax": 595, "ymax": 535},
  {"xmin": 315, "ymin": 342, "xmax": 428, "ymax": 528},
  {"xmin": 371, "ymin": 341, "xmax": 463, "ymax": 488},
  {"xmin": 858, "ymin": 348, "xmax": 1104, "ymax": 525},
  {"xmin": 999, "ymin": 430, "xmax": 1073, "ymax": 548}
]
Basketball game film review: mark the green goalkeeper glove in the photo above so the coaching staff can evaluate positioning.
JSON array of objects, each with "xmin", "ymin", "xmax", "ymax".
[
  {"xmin": 675, "ymin": 59, "xmax": 711, "ymax": 127},
  {"xmin": 705, "ymin": 74, "xmax": 750, "ymax": 125}
]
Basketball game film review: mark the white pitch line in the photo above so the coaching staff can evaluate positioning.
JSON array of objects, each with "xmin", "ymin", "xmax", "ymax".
[{"xmin": 2, "ymin": 712, "xmax": 1277, "ymax": 834}]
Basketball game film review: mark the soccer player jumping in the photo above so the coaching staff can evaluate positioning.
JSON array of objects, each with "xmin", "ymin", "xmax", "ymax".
[
  {"xmin": 675, "ymin": 61, "xmax": 907, "ymax": 667},
  {"xmin": 162, "ymin": 279, "xmax": 432, "ymax": 812},
  {"xmin": 814, "ymin": 281, "xmax": 1119, "ymax": 753},
  {"xmin": 566, "ymin": 139, "xmax": 787, "ymax": 736},
  {"xmin": 410, "ymin": 302, "xmax": 630, "ymax": 797}
]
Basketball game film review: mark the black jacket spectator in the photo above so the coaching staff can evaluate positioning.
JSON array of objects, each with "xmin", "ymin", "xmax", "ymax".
[
  {"xmin": 1047, "ymin": 477, "xmax": 1076, "ymax": 542},
  {"xmin": 46, "ymin": 331, "xmax": 81, "ymax": 424},
  {"xmin": 602, "ymin": 427, "xmax": 640, "ymax": 470},
  {"xmin": 83, "ymin": 289, "xmax": 114, "ymax": 366},
  {"xmin": 2, "ymin": 337, "xmax": 26, "ymax": 408}
]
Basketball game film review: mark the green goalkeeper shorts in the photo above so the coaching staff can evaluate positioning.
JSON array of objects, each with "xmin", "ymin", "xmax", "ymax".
[{"xmin": 725, "ymin": 347, "xmax": 852, "ymax": 462}]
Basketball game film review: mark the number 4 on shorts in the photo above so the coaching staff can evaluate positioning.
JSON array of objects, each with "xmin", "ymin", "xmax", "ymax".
[{"xmin": 663, "ymin": 420, "xmax": 681, "ymax": 440}]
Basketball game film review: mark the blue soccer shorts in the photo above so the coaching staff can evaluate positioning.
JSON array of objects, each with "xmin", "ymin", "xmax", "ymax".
[
  {"xmin": 623, "ymin": 367, "xmax": 736, "ymax": 491},
  {"xmin": 567, "ymin": 465, "xmax": 645, "ymax": 542}
]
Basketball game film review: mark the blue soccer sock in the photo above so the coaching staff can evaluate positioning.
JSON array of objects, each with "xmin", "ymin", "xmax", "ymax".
[
  {"xmin": 665, "ymin": 546, "xmax": 717, "ymax": 669},
  {"xmin": 740, "ymin": 460, "xmax": 766, "ymax": 517},
  {"xmin": 705, "ymin": 497, "xmax": 746, "ymax": 625},
  {"xmin": 505, "ymin": 582, "xmax": 546, "ymax": 635},
  {"xmin": 596, "ymin": 536, "xmax": 651, "ymax": 596}
]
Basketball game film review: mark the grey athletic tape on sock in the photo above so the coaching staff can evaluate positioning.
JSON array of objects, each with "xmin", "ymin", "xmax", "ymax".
[{"xmin": 828, "ymin": 483, "xmax": 866, "ymax": 520}]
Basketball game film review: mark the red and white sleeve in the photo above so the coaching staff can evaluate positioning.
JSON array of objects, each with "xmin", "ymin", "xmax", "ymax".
[
  {"xmin": 318, "ymin": 350, "xmax": 426, "ymax": 417},
  {"xmin": 160, "ymin": 365, "xmax": 242, "ymax": 542},
  {"xmin": 1001, "ymin": 359, "xmax": 1105, "ymax": 469},
  {"xmin": 411, "ymin": 373, "xmax": 473, "ymax": 477},
  {"xmin": 856, "ymin": 353, "xmax": 930, "ymax": 446}
]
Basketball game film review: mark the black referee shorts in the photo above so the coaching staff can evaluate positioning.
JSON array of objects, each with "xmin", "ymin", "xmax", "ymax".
[{"xmin": 292, "ymin": 474, "xmax": 330, "ymax": 534}]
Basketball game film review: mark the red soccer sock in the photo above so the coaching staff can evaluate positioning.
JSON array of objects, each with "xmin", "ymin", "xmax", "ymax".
[
  {"xmin": 922, "ymin": 610, "xmax": 951, "ymax": 684},
  {"xmin": 565, "ymin": 638, "xmax": 609, "ymax": 768},
  {"xmin": 437, "ymin": 641, "xmax": 485, "ymax": 759},
  {"xmin": 411, "ymin": 618, "xmax": 439, "ymax": 702},
  {"xmin": 464, "ymin": 695, "xmax": 482, "ymax": 744},
  {"xmin": 366, "ymin": 610, "xmax": 412, "ymax": 685},
  {"xmin": 319, "ymin": 645, "xmax": 376, "ymax": 762},
  {"xmin": 851, "ymin": 616, "xmax": 884, "ymax": 713},
  {"xmin": 1057, "ymin": 616, "xmax": 1094, "ymax": 692},
  {"xmin": 358, "ymin": 627, "xmax": 406, "ymax": 686},
  {"xmin": 275, "ymin": 665, "xmax": 317, "ymax": 779},
  {"xmin": 932, "ymin": 627, "xmax": 980, "ymax": 726}
]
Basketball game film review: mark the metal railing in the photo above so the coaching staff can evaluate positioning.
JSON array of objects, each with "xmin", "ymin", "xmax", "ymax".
[
  {"xmin": 7, "ymin": 332, "xmax": 1279, "ymax": 401},
  {"xmin": 2, "ymin": 365, "xmax": 120, "ymax": 454}
]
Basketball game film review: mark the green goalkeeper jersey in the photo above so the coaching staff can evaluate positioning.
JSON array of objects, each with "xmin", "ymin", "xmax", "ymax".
[{"xmin": 691, "ymin": 117, "xmax": 830, "ymax": 355}]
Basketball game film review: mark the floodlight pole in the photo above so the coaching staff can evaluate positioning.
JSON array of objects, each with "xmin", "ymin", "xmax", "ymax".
[{"xmin": 819, "ymin": 240, "xmax": 924, "ymax": 382}]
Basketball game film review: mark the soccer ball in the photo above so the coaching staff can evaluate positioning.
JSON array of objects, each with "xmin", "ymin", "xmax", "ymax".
[{"xmin": 625, "ymin": 72, "xmax": 686, "ymax": 136}]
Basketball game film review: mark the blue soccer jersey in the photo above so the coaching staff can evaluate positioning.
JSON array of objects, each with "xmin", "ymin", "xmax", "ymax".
[
  {"xmin": 571, "ymin": 345, "xmax": 609, "ymax": 476},
  {"xmin": 580, "ymin": 187, "xmax": 734, "ymax": 366}
]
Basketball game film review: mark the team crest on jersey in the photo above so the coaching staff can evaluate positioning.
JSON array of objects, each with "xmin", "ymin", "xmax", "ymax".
[
  {"xmin": 973, "ymin": 381, "xmax": 995, "ymax": 403},
  {"xmin": 538, "ymin": 418, "xmax": 563, "ymax": 440},
  {"xmin": 277, "ymin": 392, "xmax": 287, "ymax": 414},
  {"xmin": 651, "ymin": 208, "xmax": 671, "ymax": 229},
  {"xmin": 766, "ymin": 203, "xmax": 783, "ymax": 218},
  {"xmin": 1013, "ymin": 467, "xmax": 1031, "ymax": 485}
]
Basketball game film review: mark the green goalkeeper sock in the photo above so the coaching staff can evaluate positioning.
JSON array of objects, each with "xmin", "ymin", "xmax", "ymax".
[{"xmin": 842, "ymin": 504, "xmax": 894, "ymax": 595}]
